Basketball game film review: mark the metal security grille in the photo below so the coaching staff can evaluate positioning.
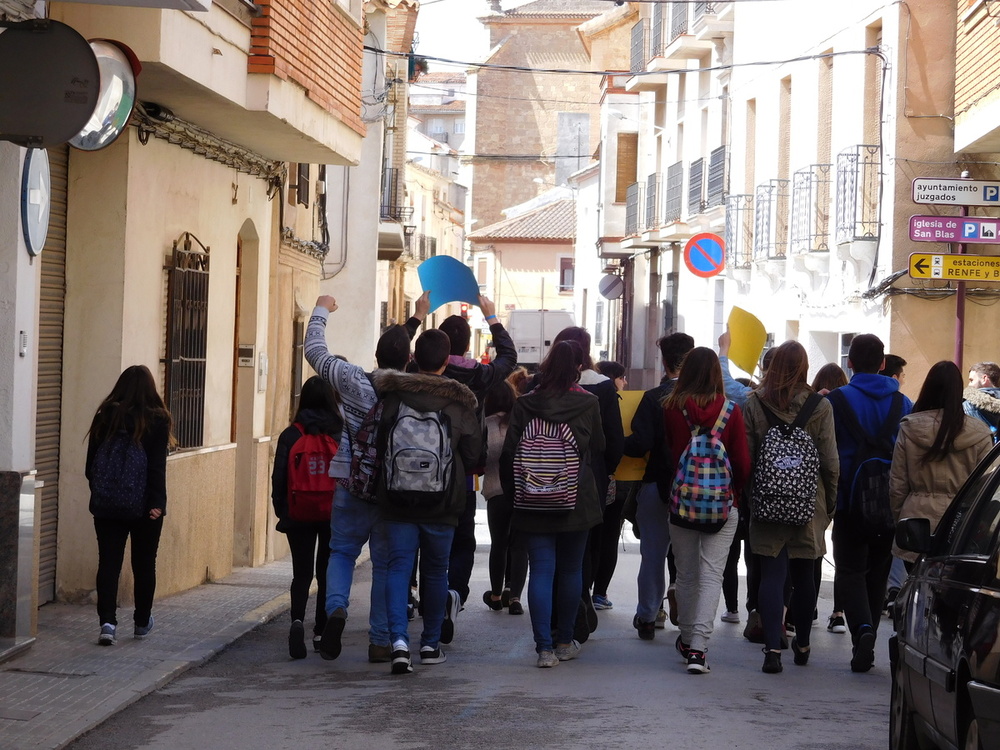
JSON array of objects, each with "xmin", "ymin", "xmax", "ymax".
[
  {"xmin": 165, "ymin": 232, "xmax": 209, "ymax": 448},
  {"xmin": 665, "ymin": 161, "xmax": 684, "ymax": 223},
  {"xmin": 650, "ymin": 2, "xmax": 662, "ymax": 57},
  {"xmin": 724, "ymin": 193, "xmax": 754, "ymax": 270},
  {"xmin": 790, "ymin": 164, "xmax": 832, "ymax": 254},
  {"xmin": 625, "ymin": 181, "xmax": 642, "ymax": 235},
  {"xmin": 291, "ymin": 319, "xmax": 304, "ymax": 420},
  {"xmin": 753, "ymin": 179, "xmax": 790, "ymax": 260},
  {"xmin": 630, "ymin": 20, "xmax": 647, "ymax": 74},
  {"xmin": 707, "ymin": 146, "xmax": 727, "ymax": 207},
  {"xmin": 689, "ymin": 158, "xmax": 705, "ymax": 217},
  {"xmin": 670, "ymin": 1, "xmax": 688, "ymax": 43},
  {"xmin": 835, "ymin": 145, "xmax": 881, "ymax": 244},
  {"xmin": 645, "ymin": 172, "xmax": 662, "ymax": 230}
]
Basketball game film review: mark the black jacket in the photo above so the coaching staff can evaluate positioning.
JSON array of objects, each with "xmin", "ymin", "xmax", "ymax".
[
  {"xmin": 271, "ymin": 408, "xmax": 344, "ymax": 533},
  {"xmin": 623, "ymin": 376, "xmax": 676, "ymax": 486},
  {"xmin": 501, "ymin": 387, "xmax": 606, "ymax": 534},
  {"xmin": 86, "ymin": 414, "xmax": 170, "ymax": 518},
  {"xmin": 372, "ymin": 370, "xmax": 482, "ymax": 526},
  {"xmin": 442, "ymin": 320, "xmax": 518, "ymax": 407}
]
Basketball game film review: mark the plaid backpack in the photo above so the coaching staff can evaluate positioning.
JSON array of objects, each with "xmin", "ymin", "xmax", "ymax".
[
  {"xmin": 348, "ymin": 398, "xmax": 384, "ymax": 503},
  {"xmin": 669, "ymin": 400, "xmax": 735, "ymax": 532},
  {"xmin": 512, "ymin": 417, "xmax": 581, "ymax": 512}
]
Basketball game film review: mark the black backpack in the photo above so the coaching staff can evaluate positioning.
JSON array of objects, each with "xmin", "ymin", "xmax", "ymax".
[
  {"xmin": 90, "ymin": 430, "xmax": 148, "ymax": 520},
  {"xmin": 750, "ymin": 393, "xmax": 823, "ymax": 526},
  {"xmin": 829, "ymin": 389, "xmax": 904, "ymax": 540}
]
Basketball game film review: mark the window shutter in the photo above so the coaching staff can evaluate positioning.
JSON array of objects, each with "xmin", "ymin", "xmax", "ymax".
[{"xmin": 615, "ymin": 133, "xmax": 639, "ymax": 203}]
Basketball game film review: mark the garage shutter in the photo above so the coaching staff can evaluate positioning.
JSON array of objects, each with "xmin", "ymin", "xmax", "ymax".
[{"xmin": 36, "ymin": 145, "xmax": 68, "ymax": 605}]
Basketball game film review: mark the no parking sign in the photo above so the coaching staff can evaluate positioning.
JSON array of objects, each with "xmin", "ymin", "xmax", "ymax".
[{"xmin": 684, "ymin": 233, "xmax": 726, "ymax": 278}]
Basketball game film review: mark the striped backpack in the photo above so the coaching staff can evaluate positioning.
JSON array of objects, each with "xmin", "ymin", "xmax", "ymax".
[
  {"xmin": 512, "ymin": 417, "xmax": 581, "ymax": 512},
  {"xmin": 669, "ymin": 400, "xmax": 735, "ymax": 532}
]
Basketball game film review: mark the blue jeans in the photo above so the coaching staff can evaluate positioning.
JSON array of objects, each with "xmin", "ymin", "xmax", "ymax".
[
  {"xmin": 635, "ymin": 482, "xmax": 671, "ymax": 623},
  {"xmin": 524, "ymin": 529, "xmax": 589, "ymax": 653},
  {"xmin": 385, "ymin": 520, "xmax": 454, "ymax": 649},
  {"xmin": 325, "ymin": 485, "xmax": 389, "ymax": 646}
]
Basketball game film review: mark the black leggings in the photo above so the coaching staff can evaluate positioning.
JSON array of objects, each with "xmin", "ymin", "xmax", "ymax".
[
  {"xmin": 486, "ymin": 494, "xmax": 527, "ymax": 598},
  {"xmin": 285, "ymin": 523, "xmax": 331, "ymax": 635},
  {"xmin": 759, "ymin": 549, "xmax": 815, "ymax": 650},
  {"xmin": 94, "ymin": 515, "xmax": 164, "ymax": 627},
  {"xmin": 592, "ymin": 481, "xmax": 633, "ymax": 596}
]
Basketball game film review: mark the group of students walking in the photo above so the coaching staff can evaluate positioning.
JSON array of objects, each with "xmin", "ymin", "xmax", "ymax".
[{"xmin": 82, "ymin": 303, "xmax": 996, "ymax": 680}]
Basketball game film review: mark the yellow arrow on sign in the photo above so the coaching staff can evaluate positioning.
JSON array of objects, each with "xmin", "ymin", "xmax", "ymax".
[{"xmin": 909, "ymin": 253, "xmax": 1000, "ymax": 281}]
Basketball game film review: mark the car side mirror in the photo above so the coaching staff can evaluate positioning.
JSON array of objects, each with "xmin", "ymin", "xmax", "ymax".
[{"xmin": 896, "ymin": 517, "xmax": 932, "ymax": 554}]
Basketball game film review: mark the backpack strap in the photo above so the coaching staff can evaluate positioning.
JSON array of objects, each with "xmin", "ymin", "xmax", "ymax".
[
  {"xmin": 293, "ymin": 422, "xmax": 306, "ymax": 436},
  {"xmin": 829, "ymin": 389, "xmax": 902, "ymax": 450},
  {"xmin": 790, "ymin": 392, "xmax": 824, "ymax": 429},
  {"xmin": 710, "ymin": 399, "xmax": 734, "ymax": 438}
]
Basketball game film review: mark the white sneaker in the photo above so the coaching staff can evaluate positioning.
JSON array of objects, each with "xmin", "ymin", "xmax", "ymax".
[
  {"xmin": 721, "ymin": 610, "xmax": 740, "ymax": 624},
  {"xmin": 555, "ymin": 639, "xmax": 582, "ymax": 661}
]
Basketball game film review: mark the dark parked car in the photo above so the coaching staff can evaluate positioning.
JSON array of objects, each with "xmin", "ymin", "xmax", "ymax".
[{"xmin": 890, "ymin": 443, "xmax": 1000, "ymax": 750}]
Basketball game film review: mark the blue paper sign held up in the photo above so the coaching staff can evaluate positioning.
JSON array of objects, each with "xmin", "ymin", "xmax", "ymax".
[{"xmin": 417, "ymin": 255, "xmax": 481, "ymax": 312}]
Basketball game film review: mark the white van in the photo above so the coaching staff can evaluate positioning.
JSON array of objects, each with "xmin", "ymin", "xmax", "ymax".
[{"xmin": 506, "ymin": 309, "xmax": 576, "ymax": 369}]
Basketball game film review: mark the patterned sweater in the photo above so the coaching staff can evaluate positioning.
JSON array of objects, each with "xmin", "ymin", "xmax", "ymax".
[{"xmin": 303, "ymin": 306, "xmax": 420, "ymax": 479}]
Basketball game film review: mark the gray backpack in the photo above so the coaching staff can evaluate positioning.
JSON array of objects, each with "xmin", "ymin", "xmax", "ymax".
[{"xmin": 383, "ymin": 402, "xmax": 454, "ymax": 509}]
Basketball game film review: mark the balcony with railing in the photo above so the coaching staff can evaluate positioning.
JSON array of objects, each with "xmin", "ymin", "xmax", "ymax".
[
  {"xmin": 706, "ymin": 146, "xmax": 727, "ymax": 208},
  {"xmin": 646, "ymin": 172, "xmax": 663, "ymax": 231},
  {"xmin": 625, "ymin": 181, "xmax": 644, "ymax": 237},
  {"xmin": 665, "ymin": 161, "xmax": 684, "ymax": 224},
  {"xmin": 691, "ymin": 2, "xmax": 735, "ymax": 41},
  {"xmin": 753, "ymin": 179, "xmax": 790, "ymax": 262},
  {"xmin": 789, "ymin": 164, "xmax": 832, "ymax": 255},
  {"xmin": 688, "ymin": 158, "xmax": 705, "ymax": 217},
  {"xmin": 659, "ymin": 1, "xmax": 715, "ymax": 60},
  {"xmin": 725, "ymin": 193, "xmax": 754, "ymax": 272},
  {"xmin": 835, "ymin": 145, "xmax": 880, "ymax": 245}
]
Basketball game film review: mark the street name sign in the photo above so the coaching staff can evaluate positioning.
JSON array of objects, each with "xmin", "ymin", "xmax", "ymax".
[
  {"xmin": 912, "ymin": 178, "xmax": 1000, "ymax": 206},
  {"xmin": 908, "ymin": 253, "xmax": 1000, "ymax": 282},
  {"xmin": 909, "ymin": 215, "xmax": 1000, "ymax": 243}
]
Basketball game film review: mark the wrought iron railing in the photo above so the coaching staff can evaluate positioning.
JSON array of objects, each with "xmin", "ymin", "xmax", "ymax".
[
  {"xmin": 790, "ymin": 164, "xmax": 832, "ymax": 254},
  {"xmin": 630, "ymin": 20, "xmax": 647, "ymax": 74},
  {"xmin": 650, "ymin": 1, "xmax": 663, "ymax": 58},
  {"xmin": 689, "ymin": 158, "xmax": 705, "ymax": 217},
  {"xmin": 694, "ymin": 2, "xmax": 718, "ymax": 20},
  {"xmin": 380, "ymin": 167, "xmax": 413, "ymax": 222},
  {"xmin": 625, "ymin": 181, "xmax": 643, "ymax": 235},
  {"xmin": 725, "ymin": 193, "xmax": 754, "ymax": 270},
  {"xmin": 707, "ymin": 146, "xmax": 727, "ymax": 207},
  {"xmin": 165, "ymin": 232, "xmax": 209, "ymax": 448},
  {"xmin": 646, "ymin": 172, "xmax": 663, "ymax": 230},
  {"xmin": 753, "ymin": 179, "xmax": 790, "ymax": 261},
  {"xmin": 665, "ymin": 161, "xmax": 684, "ymax": 223},
  {"xmin": 670, "ymin": 1, "xmax": 688, "ymax": 43},
  {"xmin": 835, "ymin": 144, "xmax": 881, "ymax": 244}
]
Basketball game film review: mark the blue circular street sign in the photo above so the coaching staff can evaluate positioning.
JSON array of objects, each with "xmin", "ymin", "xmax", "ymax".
[{"xmin": 684, "ymin": 233, "xmax": 726, "ymax": 278}]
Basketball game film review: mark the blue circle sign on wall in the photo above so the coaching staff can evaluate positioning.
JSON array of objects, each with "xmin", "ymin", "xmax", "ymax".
[{"xmin": 684, "ymin": 232, "xmax": 726, "ymax": 278}]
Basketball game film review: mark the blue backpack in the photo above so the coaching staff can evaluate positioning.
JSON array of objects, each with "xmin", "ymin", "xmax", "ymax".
[{"xmin": 90, "ymin": 430, "xmax": 148, "ymax": 520}]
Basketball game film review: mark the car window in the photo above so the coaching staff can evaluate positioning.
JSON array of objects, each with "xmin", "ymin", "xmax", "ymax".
[
  {"xmin": 937, "ymin": 454, "xmax": 1000, "ymax": 554},
  {"xmin": 950, "ymin": 477, "xmax": 1000, "ymax": 557}
]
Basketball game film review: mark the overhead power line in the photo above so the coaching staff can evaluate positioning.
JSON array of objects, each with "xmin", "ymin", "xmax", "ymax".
[{"xmin": 369, "ymin": 46, "xmax": 883, "ymax": 77}]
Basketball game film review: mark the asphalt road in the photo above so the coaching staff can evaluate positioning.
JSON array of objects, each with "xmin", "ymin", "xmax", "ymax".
[{"xmin": 67, "ymin": 525, "xmax": 890, "ymax": 750}]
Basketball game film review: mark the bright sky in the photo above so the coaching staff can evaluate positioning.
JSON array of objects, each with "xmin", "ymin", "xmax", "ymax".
[{"xmin": 413, "ymin": 0, "xmax": 532, "ymax": 71}]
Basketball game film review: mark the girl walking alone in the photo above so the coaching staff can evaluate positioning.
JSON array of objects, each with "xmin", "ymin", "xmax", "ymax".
[{"xmin": 86, "ymin": 365, "xmax": 172, "ymax": 646}]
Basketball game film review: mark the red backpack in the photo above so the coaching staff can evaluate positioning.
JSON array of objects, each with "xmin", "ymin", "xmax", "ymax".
[{"xmin": 286, "ymin": 424, "xmax": 339, "ymax": 522}]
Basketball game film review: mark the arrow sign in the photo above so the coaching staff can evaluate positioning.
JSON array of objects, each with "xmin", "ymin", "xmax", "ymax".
[{"xmin": 909, "ymin": 252, "xmax": 1000, "ymax": 282}]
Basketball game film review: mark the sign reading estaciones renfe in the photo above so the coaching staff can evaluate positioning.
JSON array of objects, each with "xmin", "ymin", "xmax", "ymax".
[
  {"xmin": 909, "ymin": 253, "xmax": 1000, "ymax": 282},
  {"xmin": 912, "ymin": 178, "xmax": 1000, "ymax": 206}
]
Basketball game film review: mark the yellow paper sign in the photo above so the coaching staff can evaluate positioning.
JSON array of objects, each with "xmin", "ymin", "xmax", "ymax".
[
  {"xmin": 727, "ymin": 306, "xmax": 767, "ymax": 377},
  {"xmin": 614, "ymin": 390, "xmax": 647, "ymax": 481}
]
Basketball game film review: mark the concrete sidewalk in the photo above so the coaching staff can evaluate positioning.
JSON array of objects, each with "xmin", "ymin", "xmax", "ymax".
[{"xmin": 0, "ymin": 557, "xmax": 304, "ymax": 750}]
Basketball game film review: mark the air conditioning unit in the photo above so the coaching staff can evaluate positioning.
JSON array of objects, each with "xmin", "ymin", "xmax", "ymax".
[{"xmin": 58, "ymin": 0, "xmax": 211, "ymax": 10}]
